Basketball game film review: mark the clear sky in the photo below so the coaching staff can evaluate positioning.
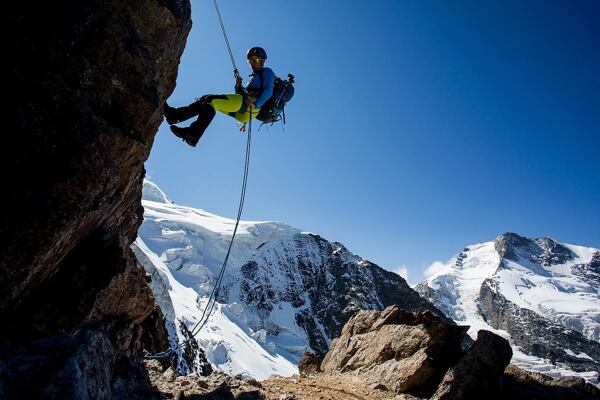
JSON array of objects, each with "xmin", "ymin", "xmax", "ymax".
[{"xmin": 146, "ymin": 0, "xmax": 600, "ymax": 284}]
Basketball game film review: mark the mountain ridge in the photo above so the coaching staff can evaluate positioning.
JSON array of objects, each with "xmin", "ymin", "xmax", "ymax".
[
  {"xmin": 416, "ymin": 232, "xmax": 600, "ymax": 385},
  {"xmin": 136, "ymin": 179, "xmax": 445, "ymax": 379}
]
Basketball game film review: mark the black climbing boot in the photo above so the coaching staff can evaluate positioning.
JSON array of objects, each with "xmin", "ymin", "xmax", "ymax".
[
  {"xmin": 170, "ymin": 125, "xmax": 200, "ymax": 147},
  {"xmin": 184, "ymin": 104, "xmax": 216, "ymax": 144},
  {"xmin": 164, "ymin": 103, "xmax": 181, "ymax": 125},
  {"xmin": 164, "ymin": 98, "xmax": 212, "ymax": 125},
  {"xmin": 169, "ymin": 104, "xmax": 216, "ymax": 147}
]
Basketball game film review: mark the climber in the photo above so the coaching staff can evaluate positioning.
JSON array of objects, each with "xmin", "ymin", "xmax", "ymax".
[{"xmin": 163, "ymin": 47, "xmax": 275, "ymax": 147}]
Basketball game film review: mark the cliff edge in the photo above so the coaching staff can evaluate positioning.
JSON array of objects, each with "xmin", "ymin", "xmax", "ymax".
[{"xmin": 0, "ymin": 1, "xmax": 191, "ymax": 398}]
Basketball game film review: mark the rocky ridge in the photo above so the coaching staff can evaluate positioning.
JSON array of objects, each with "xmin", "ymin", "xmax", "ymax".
[
  {"xmin": 143, "ymin": 306, "xmax": 600, "ymax": 399},
  {"xmin": 227, "ymin": 232, "xmax": 448, "ymax": 357}
]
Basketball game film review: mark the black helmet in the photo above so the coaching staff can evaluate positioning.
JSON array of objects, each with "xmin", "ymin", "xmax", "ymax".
[{"xmin": 247, "ymin": 46, "xmax": 267, "ymax": 60}]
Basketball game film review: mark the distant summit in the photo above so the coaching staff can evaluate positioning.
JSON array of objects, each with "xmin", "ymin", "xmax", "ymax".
[
  {"xmin": 416, "ymin": 232, "xmax": 600, "ymax": 385},
  {"xmin": 142, "ymin": 178, "xmax": 174, "ymax": 204}
]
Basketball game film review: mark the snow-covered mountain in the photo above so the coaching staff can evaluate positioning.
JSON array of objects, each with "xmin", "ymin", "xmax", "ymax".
[
  {"xmin": 415, "ymin": 233, "xmax": 600, "ymax": 385},
  {"xmin": 134, "ymin": 180, "xmax": 442, "ymax": 379}
]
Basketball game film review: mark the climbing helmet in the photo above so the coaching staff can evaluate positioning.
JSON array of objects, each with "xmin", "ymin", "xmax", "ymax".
[{"xmin": 247, "ymin": 47, "xmax": 267, "ymax": 60}]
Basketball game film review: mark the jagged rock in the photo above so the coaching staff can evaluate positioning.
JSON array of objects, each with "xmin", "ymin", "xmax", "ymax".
[
  {"xmin": 0, "ymin": 0, "xmax": 192, "ymax": 397},
  {"xmin": 321, "ymin": 305, "xmax": 468, "ymax": 394},
  {"xmin": 298, "ymin": 351, "xmax": 321, "ymax": 377},
  {"xmin": 432, "ymin": 330, "xmax": 512, "ymax": 400},
  {"xmin": 178, "ymin": 320, "xmax": 214, "ymax": 376},
  {"xmin": 502, "ymin": 364, "xmax": 600, "ymax": 399},
  {"xmin": 145, "ymin": 361, "xmax": 270, "ymax": 399},
  {"xmin": 479, "ymin": 279, "xmax": 600, "ymax": 373},
  {"xmin": 163, "ymin": 367, "xmax": 178, "ymax": 382},
  {"xmin": 233, "ymin": 235, "xmax": 449, "ymax": 357}
]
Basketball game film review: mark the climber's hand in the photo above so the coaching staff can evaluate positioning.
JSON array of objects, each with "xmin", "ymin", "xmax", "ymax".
[
  {"xmin": 245, "ymin": 98, "xmax": 255, "ymax": 109},
  {"xmin": 235, "ymin": 76, "xmax": 243, "ymax": 87}
]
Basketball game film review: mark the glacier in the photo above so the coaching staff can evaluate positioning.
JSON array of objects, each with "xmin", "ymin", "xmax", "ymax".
[
  {"xmin": 416, "ymin": 233, "xmax": 600, "ymax": 386},
  {"xmin": 134, "ymin": 179, "xmax": 435, "ymax": 379}
]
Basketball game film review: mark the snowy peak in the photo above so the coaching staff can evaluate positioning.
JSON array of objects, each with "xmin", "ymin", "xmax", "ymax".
[
  {"xmin": 143, "ymin": 178, "xmax": 174, "ymax": 204},
  {"xmin": 136, "ymin": 180, "xmax": 441, "ymax": 379},
  {"xmin": 417, "ymin": 232, "xmax": 600, "ymax": 385}
]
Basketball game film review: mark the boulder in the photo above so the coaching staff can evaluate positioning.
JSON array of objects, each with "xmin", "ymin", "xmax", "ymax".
[
  {"xmin": 298, "ymin": 351, "xmax": 321, "ymax": 377},
  {"xmin": 321, "ymin": 305, "xmax": 468, "ymax": 394},
  {"xmin": 432, "ymin": 329, "xmax": 512, "ymax": 399}
]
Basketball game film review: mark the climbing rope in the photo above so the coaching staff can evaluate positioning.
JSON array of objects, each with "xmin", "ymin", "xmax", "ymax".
[
  {"xmin": 211, "ymin": 0, "xmax": 240, "ymax": 78},
  {"xmin": 146, "ymin": 113, "xmax": 253, "ymax": 360},
  {"xmin": 145, "ymin": 0, "xmax": 253, "ymax": 360},
  {"xmin": 187, "ymin": 110, "xmax": 252, "ymax": 339}
]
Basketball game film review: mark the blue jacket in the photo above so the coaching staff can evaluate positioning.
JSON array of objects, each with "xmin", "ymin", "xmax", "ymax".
[{"xmin": 245, "ymin": 67, "xmax": 275, "ymax": 109}]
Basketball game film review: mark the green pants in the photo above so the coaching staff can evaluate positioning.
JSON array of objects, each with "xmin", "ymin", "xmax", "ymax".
[{"xmin": 208, "ymin": 94, "xmax": 260, "ymax": 123}]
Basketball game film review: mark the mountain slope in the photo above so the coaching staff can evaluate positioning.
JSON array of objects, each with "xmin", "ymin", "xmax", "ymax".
[
  {"xmin": 416, "ymin": 232, "xmax": 600, "ymax": 385},
  {"xmin": 135, "ymin": 180, "xmax": 443, "ymax": 379}
]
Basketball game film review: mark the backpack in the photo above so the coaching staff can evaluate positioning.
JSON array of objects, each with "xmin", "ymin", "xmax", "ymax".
[{"xmin": 256, "ymin": 73, "xmax": 295, "ymax": 124}]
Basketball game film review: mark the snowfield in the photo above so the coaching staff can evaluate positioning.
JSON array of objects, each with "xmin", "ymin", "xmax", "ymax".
[
  {"xmin": 135, "ymin": 180, "xmax": 302, "ymax": 378},
  {"xmin": 417, "ymin": 235, "xmax": 600, "ymax": 385}
]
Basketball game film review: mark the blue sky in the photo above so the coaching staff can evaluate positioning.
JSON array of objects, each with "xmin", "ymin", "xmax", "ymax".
[{"xmin": 146, "ymin": 0, "xmax": 600, "ymax": 284}]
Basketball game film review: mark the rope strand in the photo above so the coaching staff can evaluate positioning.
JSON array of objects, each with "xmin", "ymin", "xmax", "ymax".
[
  {"xmin": 211, "ymin": 0, "xmax": 239, "ymax": 78},
  {"xmin": 146, "ymin": 110, "xmax": 253, "ymax": 359},
  {"xmin": 152, "ymin": 1, "xmax": 287, "ymax": 361},
  {"xmin": 145, "ymin": 1, "xmax": 250, "ymax": 360}
]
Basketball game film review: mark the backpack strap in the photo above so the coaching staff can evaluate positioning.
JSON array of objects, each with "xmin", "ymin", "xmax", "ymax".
[{"xmin": 258, "ymin": 68, "xmax": 265, "ymax": 95}]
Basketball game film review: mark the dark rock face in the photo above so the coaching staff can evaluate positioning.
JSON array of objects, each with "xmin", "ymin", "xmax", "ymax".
[
  {"xmin": 232, "ymin": 233, "xmax": 448, "ymax": 356},
  {"xmin": 479, "ymin": 279, "xmax": 600, "ymax": 372},
  {"xmin": 321, "ymin": 306, "xmax": 468, "ymax": 395},
  {"xmin": 432, "ymin": 330, "xmax": 512, "ymax": 399},
  {"xmin": 494, "ymin": 233, "xmax": 575, "ymax": 267},
  {"xmin": 502, "ymin": 364, "xmax": 600, "ymax": 400},
  {"xmin": 1, "ymin": 0, "xmax": 191, "ymax": 398}
]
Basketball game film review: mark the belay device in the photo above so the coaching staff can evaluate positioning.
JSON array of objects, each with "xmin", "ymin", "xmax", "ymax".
[{"xmin": 256, "ymin": 73, "xmax": 295, "ymax": 124}]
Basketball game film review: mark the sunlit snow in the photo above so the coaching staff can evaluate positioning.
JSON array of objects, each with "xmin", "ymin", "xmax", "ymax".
[{"xmin": 420, "ymin": 238, "xmax": 600, "ymax": 384}]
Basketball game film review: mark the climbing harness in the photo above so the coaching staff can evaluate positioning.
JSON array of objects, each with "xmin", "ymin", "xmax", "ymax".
[{"xmin": 145, "ymin": 0, "xmax": 252, "ymax": 361}]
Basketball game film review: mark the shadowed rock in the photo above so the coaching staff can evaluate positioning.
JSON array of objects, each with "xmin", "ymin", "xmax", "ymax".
[
  {"xmin": 1, "ymin": 0, "xmax": 192, "ymax": 397},
  {"xmin": 502, "ymin": 364, "xmax": 600, "ymax": 400},
  {"xmin": 432, "ymin": 330, "xmax": 512, "ymax": 400}
]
